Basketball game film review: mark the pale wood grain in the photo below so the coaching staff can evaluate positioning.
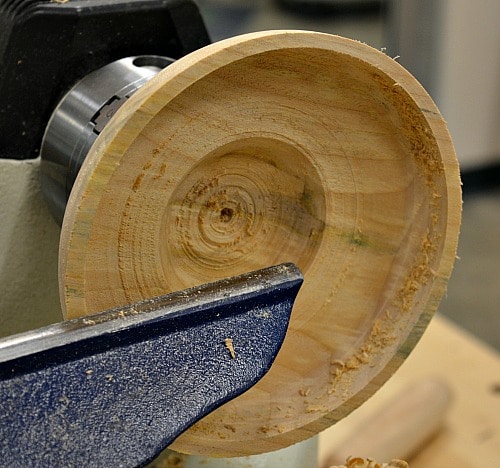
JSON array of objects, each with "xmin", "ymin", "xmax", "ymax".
[{"xmin": 60, "ymin": 31, "xmax": 461, "ymax": 456}]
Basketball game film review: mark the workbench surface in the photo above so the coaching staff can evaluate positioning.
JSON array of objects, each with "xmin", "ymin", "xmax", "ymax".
[{"xmin": 319, "ymin": 314, "xmax": 500, "ymax": 467}]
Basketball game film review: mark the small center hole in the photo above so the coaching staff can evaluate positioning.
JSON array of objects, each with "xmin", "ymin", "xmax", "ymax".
[{"xmin": 220, "ymin": 207, "xmax": 234, "ymax": 222}]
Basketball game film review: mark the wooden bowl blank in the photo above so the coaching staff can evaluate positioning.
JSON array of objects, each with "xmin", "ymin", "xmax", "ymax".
[{"xmin": 60, "ymin": 31, "xmax": 461, "ymax": 456}]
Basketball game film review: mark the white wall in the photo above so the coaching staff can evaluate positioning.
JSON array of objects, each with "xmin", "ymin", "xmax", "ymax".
[
  {"xmin": 436, "ymin": 0, "xmax": 500, "ymax": 169},
  {"xmin": 388, "ymin": 0, "xmax": 500, "ymax": 170},
  {"xmin": 0, "ymin": 158, "xmax": 62, "ymax": 338}
]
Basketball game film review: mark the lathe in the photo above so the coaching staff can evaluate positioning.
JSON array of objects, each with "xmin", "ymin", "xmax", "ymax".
[{"xmin": 0, "ymin": 1, "xmax": 462, "ymax": 466}]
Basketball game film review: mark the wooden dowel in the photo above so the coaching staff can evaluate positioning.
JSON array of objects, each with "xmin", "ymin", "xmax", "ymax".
[{"xmin": 322, "ymin": 378, "xmax": 453, "ymax": 467}]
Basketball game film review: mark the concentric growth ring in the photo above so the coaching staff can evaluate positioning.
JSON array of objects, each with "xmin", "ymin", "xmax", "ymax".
[{"xmin": 60, "ymin": 31, "xmax": 461, "ymax": 456}]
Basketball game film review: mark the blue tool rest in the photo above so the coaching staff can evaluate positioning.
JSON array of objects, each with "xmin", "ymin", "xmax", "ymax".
[{"xmin": 0, "ymin": 263, "xmax": 303, "ymax": 467}]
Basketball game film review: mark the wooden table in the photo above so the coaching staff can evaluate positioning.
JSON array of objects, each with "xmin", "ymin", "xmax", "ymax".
[{"xmin": 319, "ymin": 314, "xmax": 500, "ymax": 467}]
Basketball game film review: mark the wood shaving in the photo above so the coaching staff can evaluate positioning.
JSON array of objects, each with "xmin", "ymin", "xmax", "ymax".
[
  {"xmin": 305, "ymin": 405, "xmax": 327, "ymax": 414},
  {"xmin": 258, "ymin": 424, "xmax": 284, "ymax": 434},
  {"xmin": 330, "ymin": 456, "xmax": 408, "ymax": 468},
  {"xmin": 259, "ymin": 425, "xmax": 270, "ymax": 434},
  {"xmin": 224, "ymin": 338, "xmax": 236, "ymax": 359},
  {"xmin": 223, "ymin": 423, "xmax": 236, "ymax": 433},
  {"xmin": 299, "ymin": 387, "xmax": 311, "ymax": 397},
  {"xmin": 327, "ymin": 317, "xmax": 397, "ymax": 396}
]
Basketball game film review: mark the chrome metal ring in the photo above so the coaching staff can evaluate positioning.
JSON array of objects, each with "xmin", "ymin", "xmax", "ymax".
[{"xmin": 41, "ymin": 55, "xmax": 173, "ymax": 224}]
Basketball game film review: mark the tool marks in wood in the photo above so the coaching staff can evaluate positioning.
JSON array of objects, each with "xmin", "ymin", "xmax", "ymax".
[{"xmin": 60, "ymin": 31, "xmax": 461, "ymax": 456}]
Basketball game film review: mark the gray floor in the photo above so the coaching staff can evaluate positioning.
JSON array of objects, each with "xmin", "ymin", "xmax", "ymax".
[{"xmin": 199, "ymin": 0, "xmax": 500, "ymax": 352}]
